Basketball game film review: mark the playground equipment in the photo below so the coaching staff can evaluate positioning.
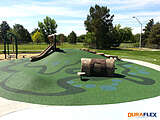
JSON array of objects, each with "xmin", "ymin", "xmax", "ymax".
[
  {"xmin": 81, "ymin": 58, "xmax": 115, "ymax": 77},
  {"xmin": 4, "ymin": 32, "xmax": 18, "ymax": 59},
  {"xmin": 30, "ymin": 34, "xmax": 57, "ymax": 62},
  {"xmin": 79, "ymin": 48, "xmax": 117, "ymax": 78},
  {"xmin": 1, "ymin": 21, "xmax": 18, "ymax": 59}
]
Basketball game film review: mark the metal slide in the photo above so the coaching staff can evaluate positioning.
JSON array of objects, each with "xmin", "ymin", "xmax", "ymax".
[{"xmin": 30, "ymin": 44, "xmax": 55, "ymax": 62}]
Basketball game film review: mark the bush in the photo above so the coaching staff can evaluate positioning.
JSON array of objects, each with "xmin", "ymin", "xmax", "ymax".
[
  {"xmin": 84, "ymin": 32, "xmax": 96, "ymax": 48},
  {"xmin": 32, "ymin": 31, "xmax": 44, "ymax": 43}
]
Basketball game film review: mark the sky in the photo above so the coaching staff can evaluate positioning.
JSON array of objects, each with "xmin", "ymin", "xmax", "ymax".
[{"xmin": 0, "ymin": 0, "xmax": 160, "ymax": 35}]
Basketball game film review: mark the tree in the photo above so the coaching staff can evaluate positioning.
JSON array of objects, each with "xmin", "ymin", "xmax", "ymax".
[
  {"xmin": 59, "ymin": 34, "xmax": 66, "ymax": 45},
  {"xmin": 111, "ymin": 24, "xmax": 123, "ymax": 47},
  {"xmin": 84, "ymin": 4, "xmax": 114, "ymax": 49},
  {"xmin": 32, "ymin": 31, "xmax": 44, "ymax": 43},
  {"xmin": 142, "ymin": 19, "xmax": 154, "ymax": 47},
  {"xmin": 12, "ymin": 24, "xmax": 32, "ymax": 43},
  {"xmin": 77, "ymin": 34, "xmax": 85, "ymax": 42},
  {"xmin": 0, "ymin": 21, "xmax": 10, "ymax": 43},
  {"xmin": 67, "ymin": 31, "xmax": 77, "ymax": 44},
  {"xmin": 31, "ymin": 28, "xmax": 39, "ymax": 36},
  {"xmin": 38, "ymin": 16, "xmax": 57, "ymax": 43},
  {"xmin": 0, "ymin": 21, "xmax": 10, "ymax": 33},
  {"xmin": 56, "ymin": 34, "xmax": 67, "ymax": 45},
  {"xmin": 147, "ymin": 23, "xmax": 160, "ymax": 48},
  {"xmin": 134, "ymin": 33, "xmax": 141, "ymax": 43},
  {"xmin": 121, "ymin": 27, "xmax": 134, "ymax": 43},
  {"xmin": 84, "ymin": 32, "xmax": 96, "ymax": 48},
  {"xmin": 111, "ymin": 25, "xmax": 134, "ymax": 47}
]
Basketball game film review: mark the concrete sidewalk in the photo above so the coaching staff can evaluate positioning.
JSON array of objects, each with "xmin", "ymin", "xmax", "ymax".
[
  {"xmin": 122, "ymin": 59, "xmax": 160, "ymax": 71},
  {"xmin": 0, "ymin": 97, "xmax": 45, "ymax": 117}
]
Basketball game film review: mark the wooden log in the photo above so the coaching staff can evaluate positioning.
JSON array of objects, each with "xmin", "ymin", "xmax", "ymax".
[
  {"xmin": 81, "ymin": 58, "xmax": 92, "ymax": 76},
  {"xmin": 81, "ymin": 48, "xmax": 89, "ymax": 51},
  {"xmin": 88, "ymin": 50, "xmax": 92, "ymax": 53},
  {"xmin": 85, "ymin": 49, "xmax": 90, "ymax": 52},
  {"xmin": 80, "ymin": 48, "xmax": 84, "ymax": 50},
  {"xmin": 90, "ymin": 51, "xmax": 96, "ymax": 54},
  {"xmin": 96, "ymin": 53, "xmax": 105, "ymax": 56},
  {"xmin": 81, "ymin": 58, "xmax": 115, "ymax": 76},
  {"xmin": 89, "ymin": 50, "xmax": 96, "ymax": 54},
  {"xmin": 105, "ymin": 59, "xmax": 115, "ymax": 76},
  {"xmin": 104, "ymin": 55, "xmax": 120, "ymax": 61}
]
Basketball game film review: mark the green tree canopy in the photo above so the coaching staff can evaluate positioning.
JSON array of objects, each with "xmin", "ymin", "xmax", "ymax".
[
  {"xmin": 147, "ymin": 23, "xmax": 160, "ymax": 48},
  {"xmin": 77, "ymin": 34, "xmax": 85, "ymax": 42},
  {"xmin": 67, "ymin": 31, "xmax": 77, "ymax": 44},
  {"xmin": 56, "ymin": 34, "xmax": 67, "ymax": 45},
  {"xmin": 31, "ymin": 28, "xmax": 39, "ymax": 36},
  {"xmin": 32, "ymin": 31, "xmax": 44, "ymax": 43},
  {"xmin": 111, "ymin": 24, "xmax": 122, "ymax": 47},
  {"xmin": 84, "ymin": 4, "xmax": 114, "ymax": 49},
  {"xmin": 142, "ymin": 19, "xmax": 154, "ymax": 46},
  {"xmin": 0, "ymin": 21, "xmax": 10, "ymax": 42},
  {"xmin": 84, "ymin": 32, "xmax": 96, "ymax": 48},
  {"xmin": 38, "ymin": 16, "xmax": 57, "ymax": 43},
  {"xmin": 11, "ymin": 24, "xmax": 32, "ymax": 43},
  {"xmin": 108, "ymin": 24, "xmax": 134, "ymax": 47},
  {"xmin": 0, "ymin": 21, "xmax": 10, "ymax": 33},
  {"xmin": 134, "ymin": 33, "xmax": 141, "ymax": 43},
  {"xmin": 122, "ymin": 27, "xmax": 134, "ymax": 43},
  {"xmin": 59, "ymin": 34, "xmax": 67, "ymax": 43}
]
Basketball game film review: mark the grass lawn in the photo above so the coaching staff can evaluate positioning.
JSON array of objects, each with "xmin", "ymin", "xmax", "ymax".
[
  {"xmin": 0, "ymin": 43, "xmax": 159, "ymax": 65},
  {"xmin": 0, "ymin": 43, "xmax": 84, "ymax": 51},
  {"xmin": 0, "ymin": 43, "xmax": 48, "ymax": 51},
  {"xmin": 93, "ymin": 49, "xmax": 160, "ymax": 66}
]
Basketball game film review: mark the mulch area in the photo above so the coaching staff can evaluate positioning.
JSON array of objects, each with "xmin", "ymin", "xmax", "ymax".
[{"xmin": 0, "ymin": 53, "xmax": 40, "ymax": 61}]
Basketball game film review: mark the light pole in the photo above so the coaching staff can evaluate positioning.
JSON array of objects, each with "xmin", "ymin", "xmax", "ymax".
[{"xmin": 133, "ymin": 16, "xmax": 142, "ymax": 48}]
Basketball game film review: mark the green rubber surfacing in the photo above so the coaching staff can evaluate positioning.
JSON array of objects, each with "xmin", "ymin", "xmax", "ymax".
[{"xmin": 0, "ymin": 49, "xmax": 160, "ymax": 105}]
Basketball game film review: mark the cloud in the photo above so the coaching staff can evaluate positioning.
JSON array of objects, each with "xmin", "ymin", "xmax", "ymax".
[
  {"xmin": 57, "ymin": 25, "xmax": 86, "ymax": 36},
  {"xmin": 0, "ymin": 4, "xmax": 86, "ymax": 18},
  {"xmin": 113, "ymin": 11, "xmax": 160, "ymax": 27},
  {"xmin": 132, "ymin": 26, "xmax": 143, "ymax": 34},
  {"xmin": 31, "ymin": 0, "xmax": 160, "ymax": 11},
  {"xmin": 154, "ymin": 16, "xmax": 160, "ymax": 23},
  {"xmin": 114, "ymin": 12, "xmax": 160, "ymax": 22},
  {"xmin": 57, "ymin": 20, "xmax": 84, "ymax": 24},
  {"xmin": 0, "ymin": 6, "xmax": 30, "ymax": 17},
  {"xmin": 0, "ymin": 0, "xmax": 160, "ymax": 35},
  {"xmin": 32, "ymin": 0, "xmax": 160, "ymax": 6},
  {"xmin": 115, "ymin": 0, "xmax": 159, "ymax": 9},
  {"xmin": 0, "ymin": 18, "xmax": 37, "ymax": 33},
  {"xmin": 56, "ymin": 20, "xmax": 86, "ymax": 35}
]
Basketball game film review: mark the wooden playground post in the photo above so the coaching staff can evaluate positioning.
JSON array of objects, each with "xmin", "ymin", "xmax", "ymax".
[
  {"xmin": 15, "ymin": 36, "xmax": 18, "ymax": 59},
  {"xmin": 4, "ymin": 39, "xmax": 7, "ymax": 59},
  {"xmin": 4, "ymin": 32, "xmax": 18, "ymax": 59},
  {"xmin": 7, "ymin": 42, "xmax": 9, "ymax": 55},
  {"xmin": 54, "ymin": 35, "xmax": 56, "ymax": 50},
  {"xmin": 11, "ymin": 36, "xmax": 15, "ymax": 53}
]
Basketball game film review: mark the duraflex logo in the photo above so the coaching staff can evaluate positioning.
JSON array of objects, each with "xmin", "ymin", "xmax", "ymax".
[{"xmin": 128, "ymin": 112, "xmax": 157, "ymax": 118}]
